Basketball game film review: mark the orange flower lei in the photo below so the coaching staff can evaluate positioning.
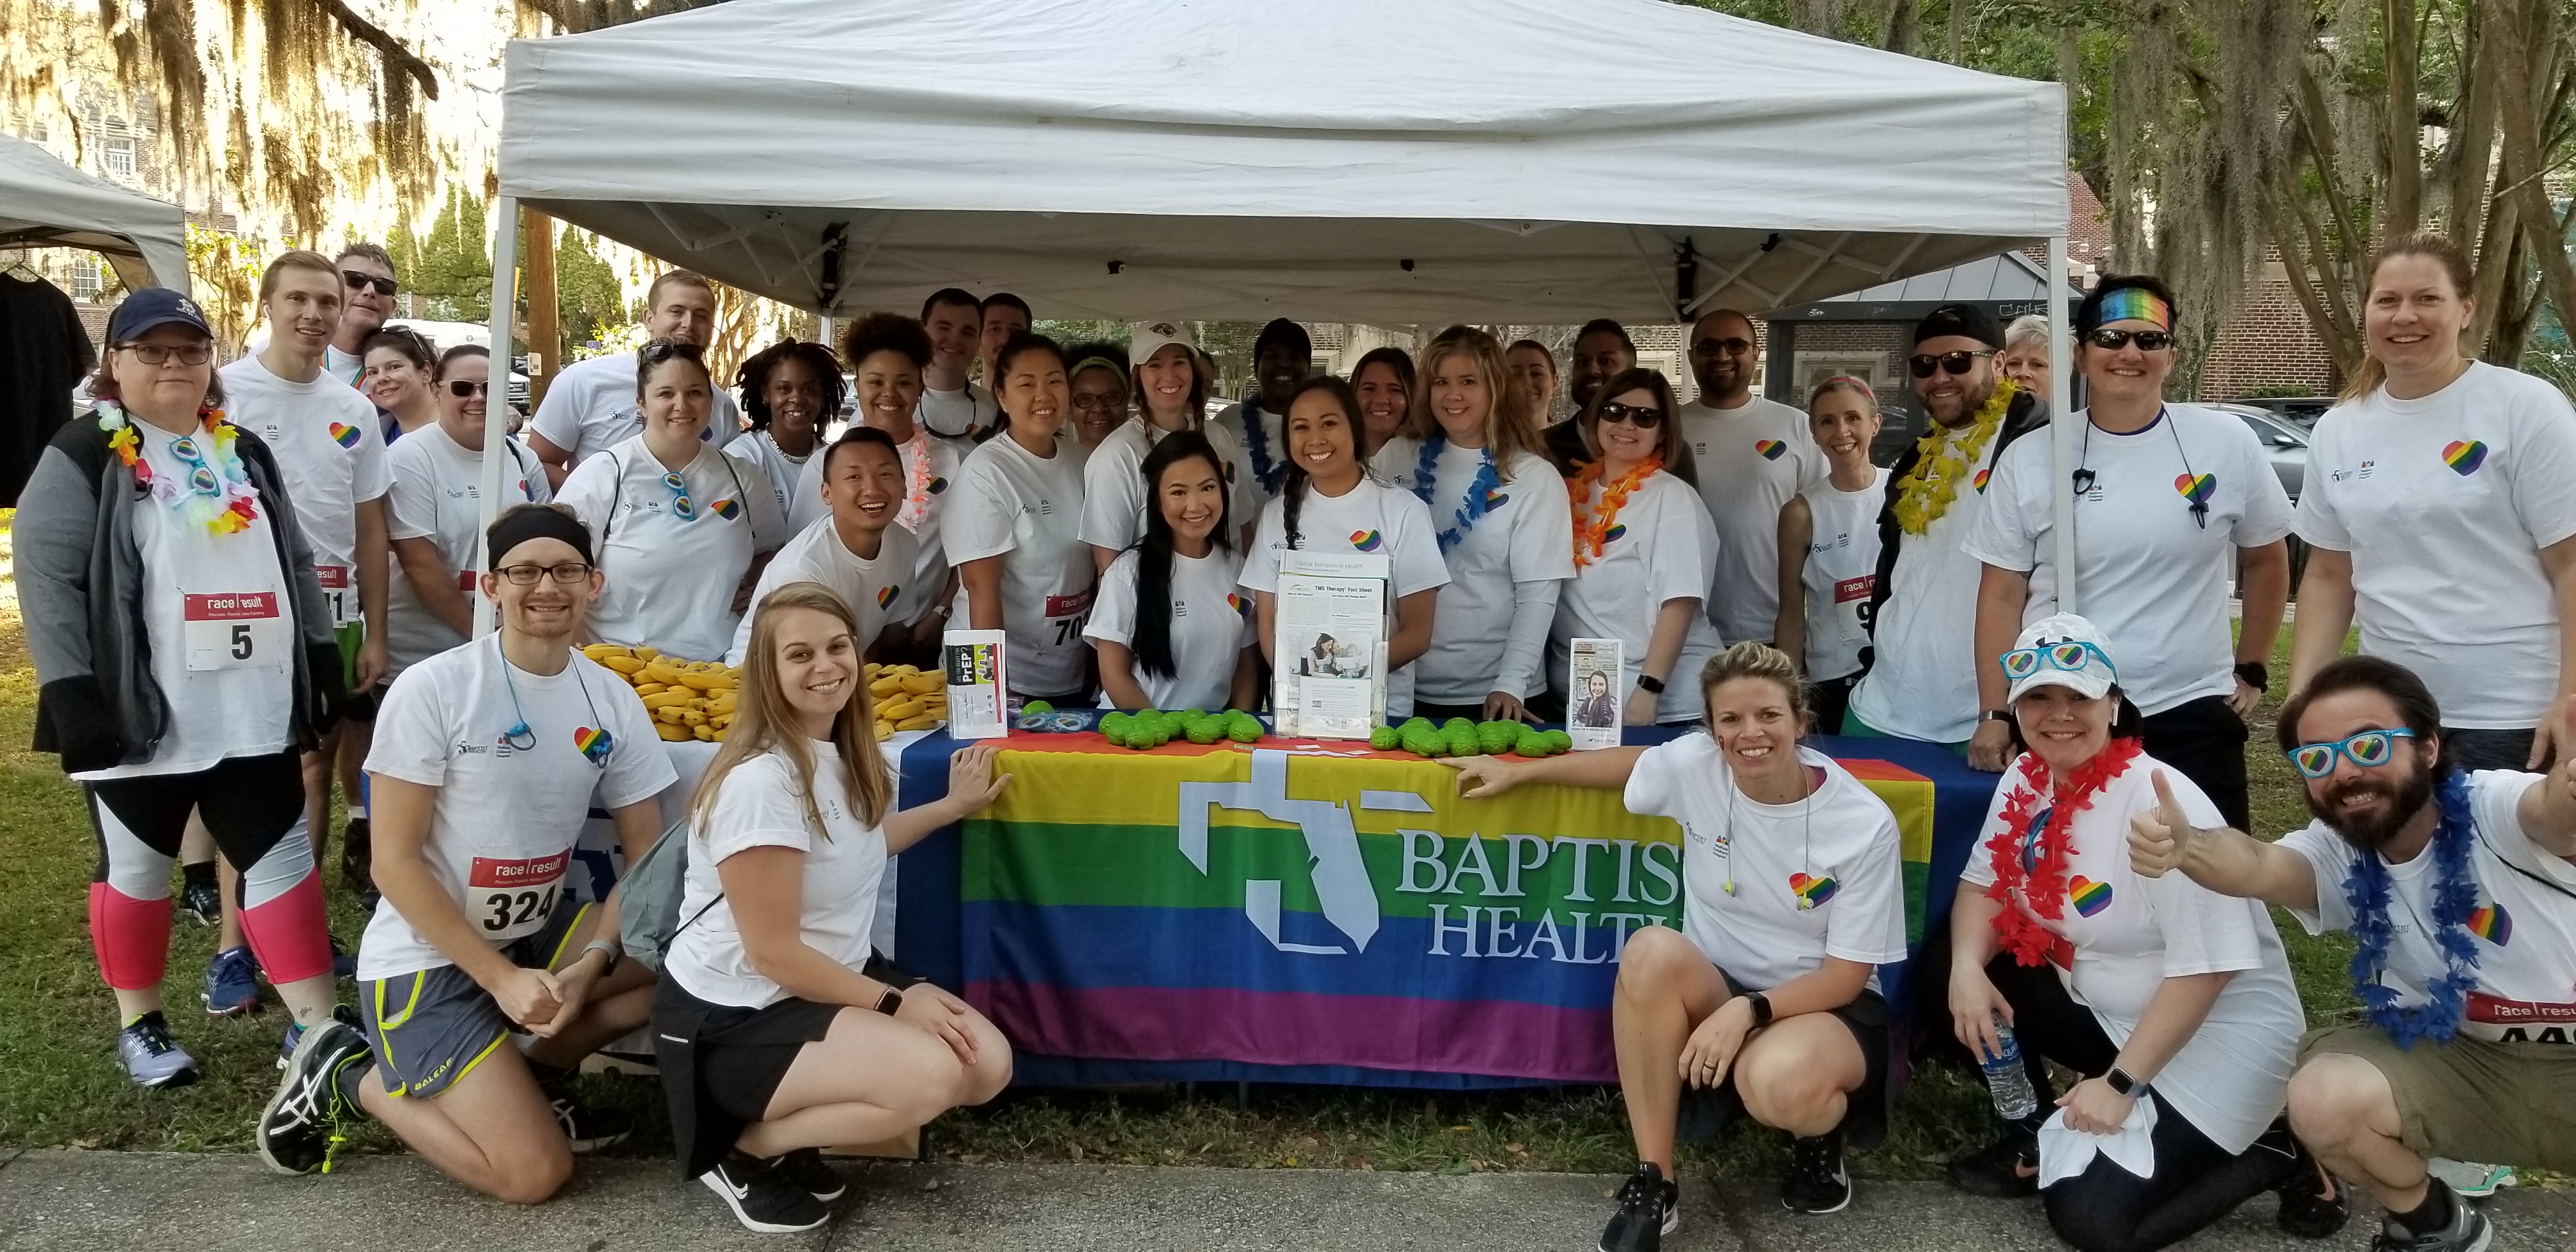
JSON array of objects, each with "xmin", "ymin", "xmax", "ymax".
[{"xmin": 1567, "ymin": 457, "xmax": 1662, "ymax": 567}]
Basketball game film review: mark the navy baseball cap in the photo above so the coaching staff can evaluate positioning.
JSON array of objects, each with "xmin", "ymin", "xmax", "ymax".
[{"xmin": 107, "ymin": 288, "xmax": 214, "ymax": 342}]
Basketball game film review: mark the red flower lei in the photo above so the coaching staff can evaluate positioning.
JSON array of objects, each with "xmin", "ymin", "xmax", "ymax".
[{"xmin": 1985, "ymin": 737, "xmax": 2142, "ymax": 965}]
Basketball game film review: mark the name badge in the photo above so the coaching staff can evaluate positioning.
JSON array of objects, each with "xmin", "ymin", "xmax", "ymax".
[{"xmin": 184, "ymin": 592, "xmax": 289, "ymax": 671}]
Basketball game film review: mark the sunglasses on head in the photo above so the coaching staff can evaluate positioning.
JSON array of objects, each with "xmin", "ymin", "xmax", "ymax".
[
  {"xmin": 1999, "ymin": 639, "xmax": 2115, "ymax": 681},
  {"xmin": 641, "ymin": 341, "xmax": 702, "ymax": 365},
  {"xmin": 1909, "ymin": 349, "xmax": 1995, "ymax": 378},
  {"xmin": 1692, "ymin": 336, "xmax": 1754, "ymax": 356},
  {"xmin": 1596, "ymin": 401, "xmax": 1664, "ymax": 429},
  {"xmin": 446, "ymin": 380, "xmax": 489, "ymax": 398},
  {"xmin": 2287, "ymin": 728, "xmax": 2416, "ymax": 779},
  {"xmin": 2085, "ymin": 328, "xmax": 2175, "ymax": 352},
  {"xmin": 342, "ymin": 270, "xmax": 398, "ymax": 297}
]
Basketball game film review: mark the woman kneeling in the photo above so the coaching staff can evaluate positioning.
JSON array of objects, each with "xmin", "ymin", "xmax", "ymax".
[
  {"xmin": 1448, "ymin": 643, "xmax": 1907, "ymax": 1251},
  {"xmin": 654, "ymin": 582, "xmax": 1014, "ymax": 1233}
]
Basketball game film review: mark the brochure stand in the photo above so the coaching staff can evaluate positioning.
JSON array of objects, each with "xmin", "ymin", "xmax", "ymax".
[
  {"xmin": 1271, "ymin": 550, "xmax": 1390, "ymax": 740},
  {"xmin": 1565, "ymin": 637, "xmax": 1625, "ymax": 751}
]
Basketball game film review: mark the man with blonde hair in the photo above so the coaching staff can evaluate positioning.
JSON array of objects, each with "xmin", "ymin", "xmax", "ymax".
[{"xmin": 526, "ymin": 269, "xmax": 741, "ymax": 487}]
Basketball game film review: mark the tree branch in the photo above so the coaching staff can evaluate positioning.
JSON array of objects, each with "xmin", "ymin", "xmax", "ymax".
[
  {"xmin": 2385, "ymin": 0, "xmax": 2423, "ymax": 233},
  {"xmin": 2294, "ymin": 62, "xmax": 2373, "ymax": 266},
  {"xmin": 314, "ymin": 0, "xmax": 439, "ymax": 101},
  {"xmin": 2496, "ymin": 0, "xmax": 2576, "ymax": 360}
]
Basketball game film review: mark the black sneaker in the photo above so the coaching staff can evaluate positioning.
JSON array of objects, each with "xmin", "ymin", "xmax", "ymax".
[
  {"xmin": 2372, "ymin": 1181, "xmax": 2492, "ymax": 1252},
  {"xmin": 699, "ymin": 1150, "xmax": 831, "ymax": 1233},
  {"xmin": 1947, "ymin": 1128, "xmax": 2039, "ymax": 1198},
  {"xmin": 257, "ymin": 1015, "xmax": 371, "ymax": 1175},
  {"xmin": 1782, "ymin": 1129, "xmax": 1851, "ymax": 1215},
  {"xmin": 2276, "ymin": 1149, "xmax": 2349, "ymax": 1239},
  {"xmin": 545, "ymin": 1088, "xmax": 634, "ymax": 1154},
  {"xmin": 181, "ymin": 863, "xmax": 222, "ymax": 926},
  {"xmin": 776, "ymin": 1148, "xmax": 848, "ymax": 1202},
  {"xmin": 1598, "ymin": 1161, "xmax": 1678, "ymax": 1252}
]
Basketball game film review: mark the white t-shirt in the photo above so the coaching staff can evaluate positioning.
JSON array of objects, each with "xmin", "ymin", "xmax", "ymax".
[
  {"xmin": 726, "ymin": 517, "xmax": 925, "ymax": 666},
  {"xmin": 2297, "ymin": 364, "xmax": 2576, "ymax": 729},
  {"xmin": 76, "ymin": 419, "xmax": 295, "ymax": 781},
  {"xmin": 220, "ymin": 355, "xmax": 391, "ymax": 630},
  {"xmin": 1085, "ymin": 547, "xmax": 1251, "ymax": 711},
  {"xmin": 527, "ymin": 353, "xmax": 742, "ymax": 468},
  {"xmin": 1676, "ymin": 396, "xmax": 1828, "ymax": 644},
  {"xmin": 793, "ymin": 427, "xmax": 962, "ymax": 600},
  {"xmin": 1550, "ymin": 471, "xmax": 1725, "ymax": 724},
  {"xmin": 1847, "ymin": 420, "xmax": 2023, "ymax": 743},
  {"xmin": 918, "ymin": 383, "xmax": 998, "ymax": 442},
  {"xmin": 383, "ymin": 424, "xmax": 551, "ymax": 675},
  {"xmin": 2284, "ymin": 770, "xmax": 2576, "ymax": 1045},
  {"xmin": 1966, "ymin": 406, "xmax": 2295, "ymax": 716},
  {"xmin": 1370, "ymin": 439, "xmax": 1574, "ymax": 705},
  {"xmin": 1213, "ymin": 397, "xmax": 1290, "ymax": 505},
  {"xmin": 1961, "ymin": 752, "xmax": 2303, "ymax": 1152},
  {"xmin": 357, "ymin": 634, "xmax": 675, "ymax": 981},
  {"xmin": 736, "ymin": 429, "xmax": 815, "ymax": 523},
  {"xmin": 1239, "ymin": 477, "xmax": 1450, "ymax": 719},
  {"xmin": 1796, "ymin": 468, "xmax": 1890, "ymax": 682},
  {"xmin": 1624, "ymin": 737, "xmax": 1908, "ymax": 993},
  {"xmin": 555, "ymin": 436, "xmax": 790, "ymax": 662},
  {"xmin": 1077, "ymin": 420, "xmax": 1259, "ymax": 555},
  {"xmin": 667, "ymin": 745, "xmax": 888, "ymax": 1009},
  {"xmin": 942, "ymin": 432, "xmax": 1096, "ymax": 697},
  {"xmin": 323, "ymin": 342, "xmax": 364, "ymax": 386}
]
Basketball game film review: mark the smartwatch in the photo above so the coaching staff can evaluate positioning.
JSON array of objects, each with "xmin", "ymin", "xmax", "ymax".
[
  {"xmin": 1745, "ymin": 992, "xmax": 1774, "ymax": 1029},
  {"xmin": 2105, "ymin": 1065, "xmax": 2146, "ymax": 1097},
  {"xmin": 1979, "ymin": 708, "xmax": 2013, "ymax": 724},
  {"xmin": 874, "ymin": 986, "xmax": 906, "ymax": 1016},
  {"xmin": 1637, "ymin": 674, "xmax": 1666, "ymax": 695}
]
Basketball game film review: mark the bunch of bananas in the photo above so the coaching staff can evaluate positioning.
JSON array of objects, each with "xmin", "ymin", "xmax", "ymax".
[
  {"xmin": 866, "ymin": 664, "xmax": 947, "ymax": 740},
  {"xmin": 583, "ymin": 645, "xmax": 740, "ymax": 742}
]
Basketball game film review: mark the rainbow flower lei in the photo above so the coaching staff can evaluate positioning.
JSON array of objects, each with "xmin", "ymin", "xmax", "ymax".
[
  {"xmin": 1411, "ymin": 434, "xmax": 1504, "ymax": 553},
  {"xmin": 98, "ymin": 400, "xmax": 259, "ymax": 535},
  {"xmin": 1891, "ymin": 376, "xmax": 2015, "ymax": 535}
]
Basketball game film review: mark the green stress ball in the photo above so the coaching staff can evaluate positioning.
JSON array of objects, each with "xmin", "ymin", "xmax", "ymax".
[
  {"xmin": 1022, "ymin": 699, "xmax": 1055, "ymax": 717},
  {"xmin": 1186, "ymin": 719, "xmax": 1224, "ymax": 745},
  {"xmin": 1370, "ymin": 726, "xmax": 1401, "ymax": 751}
]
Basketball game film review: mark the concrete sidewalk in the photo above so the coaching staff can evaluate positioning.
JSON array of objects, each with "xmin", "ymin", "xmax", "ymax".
[{"xmin": 1, "ymin": 1150, "xmax": 2567, "ymax": 1251}]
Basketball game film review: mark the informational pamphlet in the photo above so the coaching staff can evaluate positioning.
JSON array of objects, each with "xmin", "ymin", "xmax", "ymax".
[
  {"xmin": 1565, "ymin": 637, "xmax": 1625, "ymax": 751},
  {"xmin": 942, "ymin": 629, "xmax": 1009, "ymax": 740},
  {"xmin": 1273, "ymin": 550, "xmax": 1390, "ymax": 740}
]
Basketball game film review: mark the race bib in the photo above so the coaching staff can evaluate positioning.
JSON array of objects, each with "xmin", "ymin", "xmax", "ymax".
[
  {"xmin": 183, "ymin": 592, "xmax": 289, "ymax": 671},
  {"xmin": 1045, "ymin": 588, "xmax": 1095, "ymax": 648},
  {"xmin": 2467, "ymin": 991, "xmax": 2576, "ymax": 1044},
  {"xmin": 1833, "ymin": 574, "xmax": 1875, "ymax": 643},
  {"xmin": 316, "ymin": 565, "xmax": 357, "ymax": 627},
  {"xmin": 468, "ymin": 849, "xmax": 570, "ymax": 943}
]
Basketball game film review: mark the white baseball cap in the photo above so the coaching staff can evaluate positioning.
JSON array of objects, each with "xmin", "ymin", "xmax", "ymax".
[
  {"xmin": 1129, "ymin": 321, "xmax": 1197, "ymax": 367},
  {"xmin": 2002, "ymin": 613, "xmax": 2119, "ymax": 703}
]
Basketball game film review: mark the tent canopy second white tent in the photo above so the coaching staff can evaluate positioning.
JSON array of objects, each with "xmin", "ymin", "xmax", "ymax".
[{"xmin": 0, "ymin": 132, "xmax": 189, "ymax": 293}]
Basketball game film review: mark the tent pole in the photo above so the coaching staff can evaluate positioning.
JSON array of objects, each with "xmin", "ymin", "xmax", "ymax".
[
  {"xmin": 474, "ymin": 195, "xmax": 523, "ymax": 638},
  {"xmin": 2046, "ymin": 233, "xmax": 2076, "ymax": 614}
]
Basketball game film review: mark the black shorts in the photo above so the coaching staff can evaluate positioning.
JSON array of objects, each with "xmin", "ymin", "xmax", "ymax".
[
  {"xmin": 653, "ymin": 954, "xmax": 923, "ymax": 1179},
  {"xmin": 1676, "ymin": 971, "xmax": 1892, "ymax": 1150}
]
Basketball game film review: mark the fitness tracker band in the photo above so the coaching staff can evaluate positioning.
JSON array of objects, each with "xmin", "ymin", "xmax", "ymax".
[
  {"xmin": 1637, "ymin": 674, "xmax": 1666, "ymax": 695},
  {"xmin": 873, "ymin": 986, "xmax": 905, "ymax": 1016},
  {"xmin": 1745, "ymin": 993, "xmax": 1774, "ymax": 1028}
]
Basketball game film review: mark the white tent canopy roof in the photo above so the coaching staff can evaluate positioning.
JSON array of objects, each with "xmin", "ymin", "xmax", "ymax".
[
  {"xmin": 497, "ymin": 0, "xmax": 2066, "ymax": 324},
  {"xmin": 0, "ymin": 132, "xmax": 190, "ymax": 293}
]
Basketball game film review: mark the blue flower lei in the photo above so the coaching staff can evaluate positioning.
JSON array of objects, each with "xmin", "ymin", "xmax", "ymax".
[
  {"xmin": 1411, "ymin": 433, "xmax": 1503, "ymax": 553},
  {"xmin": 2343, "ymin": 769, "xmax": 2483, "ymax": 1049},
  {"xmin": 1241, "ymin": 397, "xmax": 1285, "ymax": 495}
]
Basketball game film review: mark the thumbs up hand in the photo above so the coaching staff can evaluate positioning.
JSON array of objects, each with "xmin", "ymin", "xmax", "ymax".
[{"xmin": 2128, "ymin": 770, "xmax": 2195, "ymax": 878}]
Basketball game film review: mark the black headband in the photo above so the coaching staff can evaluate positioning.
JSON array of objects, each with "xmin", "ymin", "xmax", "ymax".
[{"xmin": 486, "ymin": 505, "xmax": 594, "ymax": 569}]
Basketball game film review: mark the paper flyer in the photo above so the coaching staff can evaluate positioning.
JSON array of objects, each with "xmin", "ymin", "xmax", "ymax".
[
  {"xmin": 1566, "ymin": 637, "xmax": 1625, "ymax": 751},
  {"xmin": 942, "ymin": 629, "xmax": 1009, "ymax": 740},
  {"xmin": 1273, "ymin": 550, "xmax": 1391, "ymax": 740}
]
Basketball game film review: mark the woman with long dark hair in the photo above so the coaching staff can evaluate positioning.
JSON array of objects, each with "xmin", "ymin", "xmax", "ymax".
[
  {"xmin": 945, "ymin": 332, "xmax": 1096, "ymax": 703},
  {"xmin": 1079, "ymin": 322, "xmax": 1255, "ymax": 570},
  {"xmin": 1085, "ymin": 431, "xmax": 1258, "ymax": 711},
  {"xmin": 1351, "ymin": 346, "xmax": 1414, "ymax": 460}
]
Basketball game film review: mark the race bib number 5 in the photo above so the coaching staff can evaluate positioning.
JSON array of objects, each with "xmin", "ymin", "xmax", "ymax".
[
  {"xmin": 469, "ymin": 850, "xmax": 569, "ymax": 942},
  {"xmin": 316, "ymin": 565, "xmax": 357, "ymax": 627},
  {"xmin": 184, "ymin": 592, "xmax": 289, "ymax": 671}
]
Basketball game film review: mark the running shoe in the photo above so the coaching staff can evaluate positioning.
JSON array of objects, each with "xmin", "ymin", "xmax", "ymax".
[
  {"xmin": 1781, "ymin": 1129, "xmax": 1851, "ymax": 1215},
  {"xmin": 277, "ymin": 1004, "xmax": 362, "ymax": 1070},
  {"xmin": 2371, "ymin": 1183, "xmax": 2494, "ymax": 1252},
  {"xmin": 202, "ymin": 945, "xmax": 263, "ymax": 1016},
  {"xmin": 181, "ymin": 863, "xmax": 222, "ymax": 927},
  {"xmin": 1597, "ymin": 1160, "xmax": 1678, "ymax": 1252},
  {"xmin": 776, "ymin": 1148, "xmax": 848, "ymax": 1202},
  {"xmin": 699, "ymin": 1150, "xmax": 831, "ymax": 1233},
  {"xmin": 257, "ymin": 1014, "xmax": 371, "ymax": 1176},
  {"xmin": 1946, "ymin": 1127, "xmax": 2039, "ymax": 1198},
  {"xmin": 116, "ymin": 1012, "xmax": 200, "ymax": 1089},
  {"xmin": 2426, "ymin": 1159, "xmax": 2516, "ymax": 1199},
  {"xmin": 544, "ymin": 1083, "xmax": 635, "ymax": 1155}
]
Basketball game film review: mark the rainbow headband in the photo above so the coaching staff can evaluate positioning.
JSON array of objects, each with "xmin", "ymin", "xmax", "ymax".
[{"xmin": 2092, "ymin": 286, "xmax": 2172, "ymax": 331}]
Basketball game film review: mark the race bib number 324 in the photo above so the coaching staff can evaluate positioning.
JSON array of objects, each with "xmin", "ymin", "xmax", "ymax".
[
  {"xmin": 183, "ymin": 592, "xmax": 289, "ymax": 671},
  {"xmin": 468, "ymin": 850, "xmax": 570, "ymax": 941}
]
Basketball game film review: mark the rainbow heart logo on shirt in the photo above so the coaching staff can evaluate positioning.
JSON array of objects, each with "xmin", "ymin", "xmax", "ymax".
[
  {"xmin": 1788, "ymin": 872, "xmax": 1838, "ymax": 909},
  {"xmin": 1972, "ymin": 467, "xmax": 1992, "ymax": 492},
  {"xmin": 2069, "ymin": 875, "xmax": 2113, "ymax": 917},
  {"xmin": 1754, "ymin": 439, "xmax": 1787, "ymax": 461},
  {"xmin": 2469, "ymin": 903, "xmax": 2513, "ymax": 945},
  {"xmin": 875, "ymin": 585, "xmax": 898, "ymax": 609},
  {"xmin": 328, "ymin": 422, "xmax": 361, "ymax": 448},
  {"xmin": 2174, "ymin": 473, "xmax": 2215, "ymax": 505},
  {"xmin": 1483, "ymin": 489, "xmax": 1510, "ymax": 509},
  {"xmin": 927, "ymin": 476, "xmax": 951, "ymax": 494},
  {"xmin": 1349, "ymin": 529, "xmax": 1383, "ymax": 552},
  {"xmin": 2442, "ymin": 439, "xmax": 2489, "ymax": 475},
  {"xmin": 709, "ymin": 498, "xmax": 741, "ymax": 520},
  {"xmin": 1227, "ymin": 592, "xmax": 1253, "ymax": 618},
  {"xmin": 572, "ymin": 726, "xmax": 613, "ymax": 765},
  {"xmin": 1602, "ymin": 523, "xmax": 1627, "ymax": 543}
]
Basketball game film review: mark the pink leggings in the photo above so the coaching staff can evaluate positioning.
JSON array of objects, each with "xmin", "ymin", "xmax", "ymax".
[{"xmin": 84, "ymin": 751, "xmax": 333, "ymax": 989}]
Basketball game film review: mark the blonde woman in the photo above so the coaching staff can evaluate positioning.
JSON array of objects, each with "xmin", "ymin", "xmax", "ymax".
[
  {"xmin": 653, "ymin": 583, "xmax": 1013, "ymax": 1233},
  {"xmin": 1774, "ymin": 377, "xmax": 1889, "ymax": 735}
]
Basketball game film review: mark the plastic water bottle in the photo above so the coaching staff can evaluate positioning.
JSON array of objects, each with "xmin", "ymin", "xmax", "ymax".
[{"xmin": 1979, "ymin": 1012, "xmax": 2039, "ymax": 1120}]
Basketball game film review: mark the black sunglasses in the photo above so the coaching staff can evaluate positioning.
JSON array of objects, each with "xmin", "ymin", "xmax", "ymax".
[
  {"xmin": 1692, "ymin": 336, "xmax": 1755, "ymax": 356},
  {"xmin": 2085, "ymin": 328, "xmax": 2175, "ymax": 352},
  {"xmin": 446, "ymin": 380, "xmax": 489, "ymax": 398},
  {"xmin": 1597, "ymin": 401, "xmax": 1664, "ymax": 429},
  {"xmin": 1908, "ymin": 349, "xmax": 1995, "ymax": 378},
  {"xmin": 641, "ymin": 340, "xmax": 702, "ymax": 365},
  {"xmin": 342, "ymin": 270, "xmax": 398, "ymax": 297}
]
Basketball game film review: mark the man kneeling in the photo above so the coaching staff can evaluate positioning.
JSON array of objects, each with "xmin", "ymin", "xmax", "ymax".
[{"xmin": 259, "ymin": 504, "xmax": 675, "ymax": 1201}]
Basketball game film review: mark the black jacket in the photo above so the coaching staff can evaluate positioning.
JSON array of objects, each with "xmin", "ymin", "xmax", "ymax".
[{"xmin": 1855, "ymin": 389, "xmax": 2048, "ymax": 677}]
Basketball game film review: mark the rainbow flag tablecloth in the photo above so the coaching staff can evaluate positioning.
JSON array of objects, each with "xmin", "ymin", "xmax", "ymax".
[{"xmin": 947, "ymin": 733, "xmax": 1938, "ymax": 1087}]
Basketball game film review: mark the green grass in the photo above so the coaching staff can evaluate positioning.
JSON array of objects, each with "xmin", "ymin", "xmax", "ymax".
[{"xmin": 0, "ymin": 574, "xmax": 2356, "ymax": 1179}]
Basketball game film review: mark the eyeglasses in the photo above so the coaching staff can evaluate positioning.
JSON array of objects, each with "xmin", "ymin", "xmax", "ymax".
[
  {"xmin": 493, "ymin": 562, "xmax": 594, "ymax": 585},
  {"xmin": 2287, "ymin": 728, "xmax": 2417, "ymax": 779},
  {"xmin": 1999, "ymin": 639, "xmax": 2116, "ymax": 682},
  {"xmin": 2085, "ymin": 328, "xmax": 2175, "ymax": 352},
  {"xmin": 167, "ymin": 434, "xmax": 224, "ymax": 499},
  {"xmin": 1692, "ymin": 336, "xmax": 1754, "ymax": 356},
  {"xmin": 118, "ymin": 341, "xmax": 212, "ymax": 367},
  {"xmin": 1597, "ymin": 401, "xmax": 1664, "ymax": 429},
  {"xmin": 1070, "ymin": 393, "xmax": 1123, "ymax": 413},
  {"xmin": 342, "ymin": 270, "xmax": 398, "ymax": 297},
  {"xmin": 1909, "ymin": 350, "xmax": 1996, "ymax": 378},
  {"xmin": 446, "ymin": 380, "xmax": 489, "ymax": 398},
  {"xmin": 661, "ymin": 470, "xmax": 696, "ymax": 521}
]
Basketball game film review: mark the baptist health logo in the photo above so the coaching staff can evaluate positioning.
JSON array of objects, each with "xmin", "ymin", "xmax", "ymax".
[{"xmin": 1177, "ymin": 749, "xmax": 1383, "ymax": 954}]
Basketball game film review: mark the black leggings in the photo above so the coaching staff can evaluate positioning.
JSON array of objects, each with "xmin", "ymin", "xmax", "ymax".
[
  {"xmin": 2138, "ymin": 695, "xmax": 2251, "ymax": 832},
  {"xmin": 1988, "ymin": 956, "xmax": 2301, "ymax": 1252}
]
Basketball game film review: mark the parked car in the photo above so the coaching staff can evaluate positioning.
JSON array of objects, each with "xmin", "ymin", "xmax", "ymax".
[
  {"xmin": 2226, "ymin": 395, "xmax": 2331, "ymax": 430},
  {"xmin": 2212, "ymin": 402, "xmax": 2311, "ymax": 502}
]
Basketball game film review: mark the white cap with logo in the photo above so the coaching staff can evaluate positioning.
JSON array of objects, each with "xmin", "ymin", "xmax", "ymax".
[
  {"xmin": 1129, "ymin": 321, "xmax": 1198, "ymax": 367},
  {"xmin": 2001, "ymin": 612, "xmax": 2120, "ymax": 704}
]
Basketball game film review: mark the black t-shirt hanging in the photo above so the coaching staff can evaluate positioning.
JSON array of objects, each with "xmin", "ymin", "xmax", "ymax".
[{"xmin": 0, "ymin": 273, "xmax": 96, "ymax": 505}]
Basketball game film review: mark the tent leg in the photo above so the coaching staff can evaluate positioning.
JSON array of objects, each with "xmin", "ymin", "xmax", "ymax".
[
  {"xmin": 2046, "ymin": 234, "xmax": 2077, "ymax": 615},
  {"xmin": 474, "ymin": 195, "xmax": 523, "ymax": 639}
]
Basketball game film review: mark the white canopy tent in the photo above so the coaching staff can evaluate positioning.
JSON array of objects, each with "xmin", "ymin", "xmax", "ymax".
[
  {"xmin": 0, "ymin": 132, "xmax": 190, "ymax": 293},
  {"xmin": 484, "ymin": 0, "xmax": 2081, "ymax": 623}
]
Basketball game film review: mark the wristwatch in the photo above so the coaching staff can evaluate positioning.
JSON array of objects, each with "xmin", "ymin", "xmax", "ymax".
[
  {"xmin": 1744, "ymin": 993, "xmax": 1774, "ymax": 1028},
  {"xmin": 873, "ymin": 985, "xmax": 906, "ymax": 1016},
  {"xmin": 1636, "ymin": 674, "xmax": 1666, "ymax": 695},
  {"xmin": 1980, "ymin": 708, "xmax": 2013, "ymax": 724},
  {"xmin": 2234, "ymin": 661, "xmax": 2270, "ymax": 691},
  {"xmin": 582, "ymin": 938, "xmax": 621, "ymax": 977},
  {"xmin": 2104, "ymin": 1065, "xmax": 2146, "ymax": 1097}
]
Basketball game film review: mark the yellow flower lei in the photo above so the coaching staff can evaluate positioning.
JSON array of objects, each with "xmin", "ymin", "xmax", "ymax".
[{"xmin": 1891, "ymin": 377, "xmax": 2016, "ymax": 535}]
